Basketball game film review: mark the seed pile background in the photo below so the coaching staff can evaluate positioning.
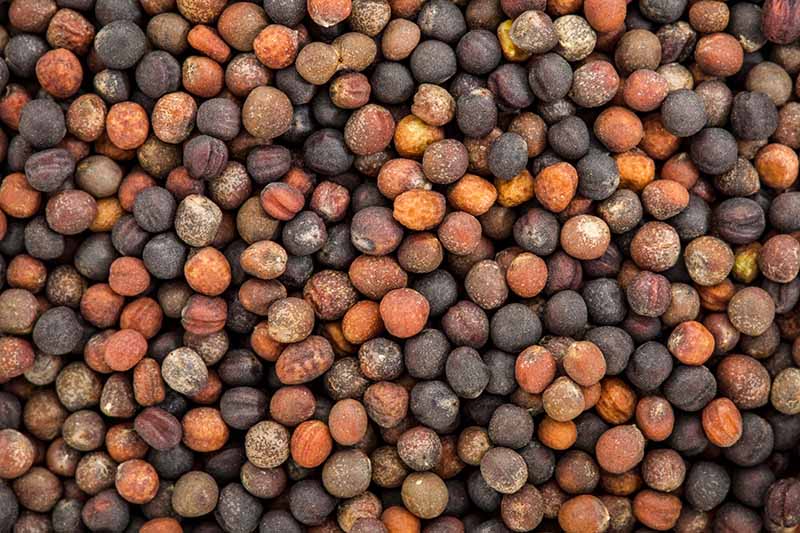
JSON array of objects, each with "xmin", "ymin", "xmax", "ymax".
[{"xmin": 0, "ymin": 0, "xmax": 799, "ymax": 531}]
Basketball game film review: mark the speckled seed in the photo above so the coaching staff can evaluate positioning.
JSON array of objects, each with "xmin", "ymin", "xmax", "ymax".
[
  {"xmin": 246, "ymin": 421, "xmax": 290, "ymax": 469},
  {"xmin": 175, "ymin": 194, "xmax": 222, "ymax": 247},
  {"xmin": 161, "ymin": 347, "xmax": 209, "ymax": 396}
]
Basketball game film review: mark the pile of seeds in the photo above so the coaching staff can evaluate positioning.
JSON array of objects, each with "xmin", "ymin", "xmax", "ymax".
[{"xmin": 0, "ymin": 0, "xmax": 799, "ymax": 531}]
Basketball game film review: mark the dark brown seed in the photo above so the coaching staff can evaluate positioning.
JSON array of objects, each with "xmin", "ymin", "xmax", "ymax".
[{"xmin": 134, "ymin": 407, "xmax": 182, "ymax": 451}]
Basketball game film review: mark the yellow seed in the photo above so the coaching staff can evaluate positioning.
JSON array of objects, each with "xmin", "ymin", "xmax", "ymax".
[
  {"xmin": 732, "ymin": 243, "xmax": 761, "ymax": 284},
  {"xmin": 497, "ymin": 20, "xmax": 532, "ymax": 62},
  {"xmin": 496, "ymin": 170, "xmax": 535, "ymax": 207}
]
